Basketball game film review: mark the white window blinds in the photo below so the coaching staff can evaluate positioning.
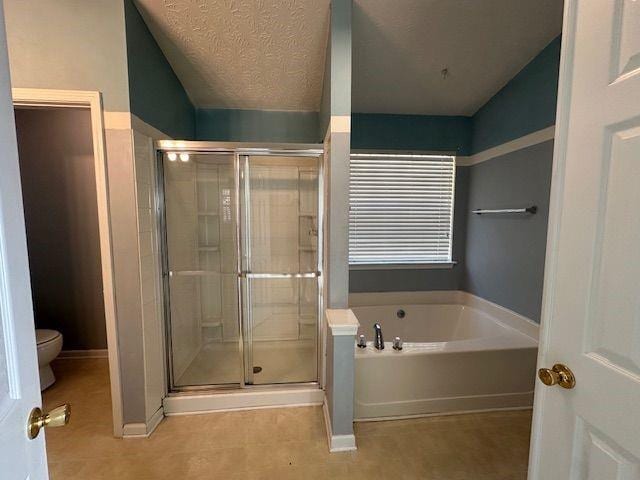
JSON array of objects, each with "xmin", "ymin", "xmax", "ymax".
[{"xmin": 349, "ymin": 153, "xmax": 456, "ymax": 265}]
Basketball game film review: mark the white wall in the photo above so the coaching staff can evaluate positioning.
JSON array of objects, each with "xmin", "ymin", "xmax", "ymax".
[{"xmin": 132, "ymin": 129, "xmax": 165, "ymax": 425}]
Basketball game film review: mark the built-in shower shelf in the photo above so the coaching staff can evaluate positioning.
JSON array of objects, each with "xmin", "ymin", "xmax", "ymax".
[
  {"xmin": 202, "ymin": 320, "xmax": 222, "ymax": 328},
  {"xmin": 253, "ymin": 301, "xmax": 300, "ymax": 307},
  {"xmin": 298, "ymin": 315, "xmax": 316, "ymax": 325},
  {"xmin": 298, "ymin": 246, "xmax": 316, "ymax": 252},
  {"xmin": 198, "ymin": 246, "xmax": 220, "ymax": 252}
]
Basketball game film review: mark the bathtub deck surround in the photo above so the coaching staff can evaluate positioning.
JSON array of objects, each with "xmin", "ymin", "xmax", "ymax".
[
  {"xmin": 324, "ymin": 309, "xmax": 359, "ymax": 452},
  {"xmin": 349, "ymin": 290, "xmax": 539, "ymax": 340},
  {"xmin": 350, "ymin": 291, "xmax": 539, "ymax": 420}
]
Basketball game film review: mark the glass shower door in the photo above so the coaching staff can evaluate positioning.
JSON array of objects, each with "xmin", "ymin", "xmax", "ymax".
[
  {"xmin": 240, "ymin": 155, "xmax": 320, "ymax": 385},
  {"xmin": 162, "ymin": 152, "xmax": 241, "ymax": 388}
]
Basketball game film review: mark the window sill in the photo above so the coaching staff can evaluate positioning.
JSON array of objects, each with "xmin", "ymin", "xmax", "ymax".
[{"xmin": 349, "ymin": 262, "xmax": 457, "ymax": 271}]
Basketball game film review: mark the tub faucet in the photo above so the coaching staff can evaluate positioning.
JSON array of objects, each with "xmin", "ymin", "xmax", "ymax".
[{"xmin": 373, "ymin": 323, "xmax": 384, "ymax": 350}]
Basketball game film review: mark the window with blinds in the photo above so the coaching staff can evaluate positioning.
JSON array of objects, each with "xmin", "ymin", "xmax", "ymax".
[{"xmin": 349, "ymin": 153, "xmax": 456, "ymax": 265}]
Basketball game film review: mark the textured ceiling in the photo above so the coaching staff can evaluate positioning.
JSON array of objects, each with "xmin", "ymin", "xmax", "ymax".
[
  {"xmin": 135, "ymin": 0, "xmax": 563, "ymax": 115},
  {"xmin": 352, "ymin": 0, "xmax": 564, "ymax": 116},
  {"xmin": 134, "ymin": 0, "xmax": 330, "ymax": 111}
]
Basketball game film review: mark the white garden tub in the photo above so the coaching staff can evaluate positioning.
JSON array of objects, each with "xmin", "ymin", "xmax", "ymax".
[{"xmin": 350, "ymin": 291, "xmax": 539, "ymax": 420}]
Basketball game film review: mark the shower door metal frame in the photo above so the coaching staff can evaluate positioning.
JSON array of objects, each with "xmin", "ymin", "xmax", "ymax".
[
  {"xmin": 239, "ymin": 153, "xmax": 324, "ymax": 386},
  {"xmin": 156, "ymin": 141, "xmax": 324, "ymax": 395}
]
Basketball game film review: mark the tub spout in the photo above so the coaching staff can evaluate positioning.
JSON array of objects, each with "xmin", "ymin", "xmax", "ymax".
[{"xmin": 373, "ymin": 323, "xmax": 384, "ymax": 350}]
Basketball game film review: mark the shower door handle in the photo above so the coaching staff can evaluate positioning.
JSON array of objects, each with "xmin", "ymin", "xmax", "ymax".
[
  {"xmin": 238, "ymin": 272, "xmax": 320, "ymax": 279},
  {"xmin": 168, "ymin": 270, "xmax": 221, "ymax": 277}
]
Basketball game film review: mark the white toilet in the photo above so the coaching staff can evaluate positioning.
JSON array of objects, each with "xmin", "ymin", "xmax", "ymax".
[{"xmin": 36, "ymin": 329, "xmax": 63, "ymax": 390}]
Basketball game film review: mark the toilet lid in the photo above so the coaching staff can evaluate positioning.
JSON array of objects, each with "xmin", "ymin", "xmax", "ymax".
[{"xmin": 36, "ymin": 329, "xmax": 61, "ymax": 345}]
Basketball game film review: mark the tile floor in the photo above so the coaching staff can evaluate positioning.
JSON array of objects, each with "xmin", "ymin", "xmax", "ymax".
[{"xmin": 44, "ymin": 359, "xmax": 532, "ymax": 479}]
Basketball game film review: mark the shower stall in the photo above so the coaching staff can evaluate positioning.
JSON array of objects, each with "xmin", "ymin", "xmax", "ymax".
[{"xmin": 156, "ymin": 142, "xmax": 323, "ymax": 395}]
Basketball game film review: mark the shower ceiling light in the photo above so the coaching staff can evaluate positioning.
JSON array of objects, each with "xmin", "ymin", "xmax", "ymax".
[
  {"xmin": 179, "ymin": 153, "xmax": 190, "ymax": 162},
  {"xmin": 167, "ymin": 152, "xmax": 177, "ymax": 161}
]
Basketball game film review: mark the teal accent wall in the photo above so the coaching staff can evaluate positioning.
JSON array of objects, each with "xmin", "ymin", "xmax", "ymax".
[
  {"xmin": 196, "ymin": 109, "xmax": 320, "ymax": 143},
  {"xmin": 350, "ymin": 37, "xmax": 560, "ymax": 156},
  {"xmin": 124, "ymin": 0, "xmax": 195, "ymax": 139},
  {"xmin": 471, "ymin": 36, "xmax": 561, "ymax": 154},
  {"xmin": 351, "ymin": 113, "xmax": 472, "ymax": 154},
  {"xmin": 319, "ymin": 31, "xmax": 331, "ymax": 140},
  {"xmin": 330, "ymin": 0, "xmax": 352, "ymax": 117}
]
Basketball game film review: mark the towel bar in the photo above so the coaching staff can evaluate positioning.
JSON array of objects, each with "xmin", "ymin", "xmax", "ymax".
[{"xmin": 472, "ymin": 206, "xmax": 537, "ymax": 215}]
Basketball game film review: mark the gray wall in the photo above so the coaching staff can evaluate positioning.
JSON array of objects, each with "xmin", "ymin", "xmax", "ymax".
[
  {"xmin": 326, "ymin": 0, "xmax": 352, "ymax": 309},
  {"xmin": 462, "ymin": 141, "xmax": 554, "ymax": 322},
  {"xmin": 326, "ymin": 334, "xmax": 355, "ymax": 436},
  {"xmin": 3, "ymin": 0, "xmax": 130, "ymax": 112},
  {"xmin": 349, "ymin": 140, "xmax": 554, "ymax": 324},
  {"xmin": 15, "ymin": 107, "xmax": 107, "ymax": 350},
  {"xmin": 348, "ymin": 36, "xmax": 561, "ymax": 325},
  {"xmin": 324, "ymin": 0, "xmax": 354, "ymax": 443}
]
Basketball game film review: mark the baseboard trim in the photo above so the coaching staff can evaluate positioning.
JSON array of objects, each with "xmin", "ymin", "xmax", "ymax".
[
  {"xmin": 122, "ymin": 407, "xmax": 164, "ymax": 438},
  {"xmin": 322, "ymin": 396, "xmax": 357, "ymax": 452},
  {"xmin": 58, "ymin": 349, "xmax": 108, "ymax": 359},
  {"xmin": 353, "ymin": 405, "xmax": 533, "ymax": 423},
  {"xmin": 146, "ymin": 407, "xmax": 164, "ymax": 436},
  {"xmin": 355, "ymin": 405, "xmax": 534, "ymax": 422},
  {"xmin": 122, "ymin": 422, "xmax": 148, "ymax": 438}
]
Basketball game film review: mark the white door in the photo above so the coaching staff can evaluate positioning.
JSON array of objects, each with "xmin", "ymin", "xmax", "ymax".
[
  {"xmin": 529, "ymin": 1, "xmax": 640, "ymax": 478},
  {"xmin": 0, "ymin": 3, "xmax": 49, "ymax": 479}
]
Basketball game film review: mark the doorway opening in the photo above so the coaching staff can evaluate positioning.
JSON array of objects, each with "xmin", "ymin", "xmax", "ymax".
[{"xmin": 12, "ymin": 89, "xmax": 122, "ymax": 440}]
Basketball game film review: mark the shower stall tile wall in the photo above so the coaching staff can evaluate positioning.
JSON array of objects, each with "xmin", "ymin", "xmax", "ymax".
[{"xmin": 133, "ymin": 129, "xmax": 166, "ymax": 427}]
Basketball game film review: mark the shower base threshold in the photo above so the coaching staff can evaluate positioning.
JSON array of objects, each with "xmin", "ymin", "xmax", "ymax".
[{"xmin": 163, "ymin": 385, "xmax": 324, "ymax": 415}]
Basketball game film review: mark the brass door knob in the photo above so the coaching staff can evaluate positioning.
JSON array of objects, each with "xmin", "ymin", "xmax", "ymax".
[
  {"xmin": 538, "ymin": 364, "xmax": 576, "ymax": 389},
  {"xmin": 27, "ymin": 404, "xmax": 71, "ymax": 440}
]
